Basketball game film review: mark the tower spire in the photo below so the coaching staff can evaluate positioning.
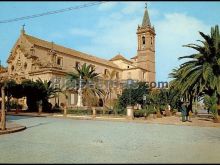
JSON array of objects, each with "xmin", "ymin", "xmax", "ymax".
[{"xmin": 142, "ymin": 3, "xmax": 151, "ymax": 27}]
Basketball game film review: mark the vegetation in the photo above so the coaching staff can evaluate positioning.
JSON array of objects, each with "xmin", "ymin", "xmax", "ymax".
[
  {"xmin": 67, "ymin": 63, "xmax": 105, "ymax": 107},
  {"xmin": 102, "ymin": 69, "xmax": 119, "ymax": 111},
  {"xmin": 204, "ymin": 93, "xmax": 218, "ymax": 119},
  {"xmin": 0, "ymin": 79, "xmax": 60, "ymax": 113},
  {"xmin": 169, "ymin": 25, "xmax": 220, "ymax": 121},
  {"xmin": 118, "ymin": 81, "xmax": 149, "ymax": 109}
]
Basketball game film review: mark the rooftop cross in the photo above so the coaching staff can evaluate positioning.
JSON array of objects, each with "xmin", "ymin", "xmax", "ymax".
[
  {"xmin": 142, "ymin": 2, "xmax": 151, "ymax": 27},
  {"xmin": 22, "ymin": 24, "xmax": 25, "ymax": 30},
  {"xmin": 21, "ymin": 24, "xmax": 25, "ymax": 34}
]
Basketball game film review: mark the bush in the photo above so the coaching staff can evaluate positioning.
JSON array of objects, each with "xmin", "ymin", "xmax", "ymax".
[
  {"xmin": 134, "ymin": 105, "xmax": 156, "ymax": 118},
  {"xmin": 67, "ymin": 109, "xmax": 92, "ymax": 115},
  {"xmin": 9, "ymin": 100, "xmax": 23, "ymax": 109},
  {"xmin": 134, "ymin": 109, "xmax": 145, "ymax": 118},
  {"xmin": 51, "ymin": 103, "xmax": 62, "ymax": 113},
  {"xmin": 113, "ymin": 99, "xmax": 126, "ymax": 115}
]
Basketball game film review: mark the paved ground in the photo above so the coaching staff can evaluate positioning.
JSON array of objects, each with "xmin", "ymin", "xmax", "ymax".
[
  {"xmin": 0, "ymin": 121, "xmax": 26, "ymax": 135},
  {"xmin": 0, "ymin": 115, "xmax": 220, "ymax": 163}
]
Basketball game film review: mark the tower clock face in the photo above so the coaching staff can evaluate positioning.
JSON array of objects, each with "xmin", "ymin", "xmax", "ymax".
[{"xmin": 142, "ymin": 45, "xmax": 146, "ymax": 49}]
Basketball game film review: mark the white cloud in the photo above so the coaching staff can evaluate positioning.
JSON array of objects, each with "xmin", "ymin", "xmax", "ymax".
[
  {"xmin": 154, "ymin": 13, "xmax": 210, "ymax": 80},
  {"xmin": 60, "ymin": 3, "xmax": 211, "ymax": 81}
]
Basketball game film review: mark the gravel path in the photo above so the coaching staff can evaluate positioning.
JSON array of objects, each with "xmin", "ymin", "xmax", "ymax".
[{"xmin": 0, "ymin": 115, "xmax": 220, "ymax": 163}]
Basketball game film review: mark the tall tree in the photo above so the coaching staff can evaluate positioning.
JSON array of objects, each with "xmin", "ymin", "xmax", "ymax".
[
  {"xmin": 102, "ymin": 69, "xmax": 119, "ymax": 110},
  {"xmin": 67, "ymin": 63, "xmax": 104, "ymax": 107},
  {"xmin": 169, "ymin": 25, "xmax": 220, "ymax": 118}
]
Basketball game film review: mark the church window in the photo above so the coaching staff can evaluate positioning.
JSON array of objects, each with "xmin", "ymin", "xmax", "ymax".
[
  {"xmin": 57, "ymin": 57, "xmax": 62, "ymax": 66},
  {"xmin": 151, "ymin": 37, "xmax": 153, "ymax": 45},
  {"xmin": 104, "ymin": 69, "xmax": 108, "ymax": 75},
  {"xmin": 116, "ymin": 72, "xmax": 119, "ymax": 79},
  {"xmin": 127, "ymin": 66, "xmax": 130, "ymax": 69},
  {"xmin": 11, "ymin": 65, "xmax": 14, "ymax": 71},
  {"xmin": 142, "ymin": 36, "xmax": 145, "ymax": 45},
  {"xmin": 24, "ymin": 62, "xmax": 27, "ymax": 69},
  {"xmin": 75, "ymin": 61, "xmax": 80, "ymax": 68}
]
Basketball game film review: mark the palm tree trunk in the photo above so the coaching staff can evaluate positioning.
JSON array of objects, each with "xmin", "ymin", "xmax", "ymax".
[{"xmin": 1, "ymin": 86, "xmax": 6, "ymax": 130}]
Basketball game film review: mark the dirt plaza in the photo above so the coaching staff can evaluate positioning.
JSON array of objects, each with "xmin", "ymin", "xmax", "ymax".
[{"xmin": 0, "ymin": 115, "xmax": 220, "ymax": 163}]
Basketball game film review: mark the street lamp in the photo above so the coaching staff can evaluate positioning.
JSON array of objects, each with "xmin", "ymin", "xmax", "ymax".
[
  {"xmin": 127, "ymin": 78, "xmax": 133, "ymax": 106},
  {"xmin": 126, "ymin": 78, "xmax": 134, "ymax": 119},
  {"xmin": 143, "ymin": 94, "xmax": 147, "ymax": 108}
]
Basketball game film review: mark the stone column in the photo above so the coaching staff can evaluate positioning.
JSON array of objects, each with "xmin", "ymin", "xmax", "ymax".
[
  {"xmin": 126, "ymin": 106, "xmax": 134, "ymax": 120},
  {"xmin": 77, "ymin": 88, "xmax": 83, "ymax": 107},
  {"xmin": 23, "ymin": 97, "xmax": 28, "ymax": 111},
  {"xmin": 63, "ymin": 104, "xmax": 67, "ymax": 117},
  {"xmin": 92, "ymin": 107, "xmax": 96, "ymax": 118}
]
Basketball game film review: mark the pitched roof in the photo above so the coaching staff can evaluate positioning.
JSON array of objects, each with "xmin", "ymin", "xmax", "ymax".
[
  {"xmin": 131, "ymin": 55, "xmax": 137, "ymax": 59},
  {"xmin": 142, "ymin": 6, "xmax": 151, "ymax": 27},
  {"xmin": 110, "ymin": 54, "xmax": 132, "ymax": 63},
  {"xmin": 0, "ymin": 66, "xmax": 7, "ymax": 73},
  {"xmin": 23, "ymin": 34, "xmax": 120, "ymax": 69}
]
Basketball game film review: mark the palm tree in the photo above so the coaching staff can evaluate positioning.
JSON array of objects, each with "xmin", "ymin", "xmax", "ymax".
[
  {"xmin": 169, "ymin": 25, "xmax": 220, "ymax": 119},
  {"xmin": 102, "ymin": 69, "xmax": 119, "ymax": 112},
  {"xmin": 35, "ymin": 78, "xmax": 61, "ymax": 100},
  {"xmin": 67, "ymin": 63, "xmax": 104, "ymax": 107},
  {"xmin": 35, "ymin": 78, "xmax": 61, "ymax": 113}
]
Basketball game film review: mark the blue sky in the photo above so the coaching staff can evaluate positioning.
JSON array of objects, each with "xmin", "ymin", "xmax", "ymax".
[{"xmin": 0, "ymin": 1, "xmax": 220, "ymax": 82}]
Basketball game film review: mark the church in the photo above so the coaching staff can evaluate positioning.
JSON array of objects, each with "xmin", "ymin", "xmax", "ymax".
[{"xmin": 0, "ymin": 5, "xmax": 156, "ymax": 107}]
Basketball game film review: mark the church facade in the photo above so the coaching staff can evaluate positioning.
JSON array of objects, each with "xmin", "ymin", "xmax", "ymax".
[{"xmin": 0, "ymin": 5, "xmax": 156, "ymax": 107}]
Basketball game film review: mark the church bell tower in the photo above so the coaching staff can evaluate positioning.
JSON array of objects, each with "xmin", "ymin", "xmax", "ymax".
[{"xmin": 137, "ymin": 3, "xmax": 156, "ymax": 82}]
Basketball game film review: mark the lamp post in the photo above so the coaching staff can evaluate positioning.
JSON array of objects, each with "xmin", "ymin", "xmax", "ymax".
[
  {"xmin": 143, "ymin": 94, "xmax": 147, "ymax": 109},
  {"xmin": 126, "ymin": 78, "xmax": 134, "ymax": 120}
]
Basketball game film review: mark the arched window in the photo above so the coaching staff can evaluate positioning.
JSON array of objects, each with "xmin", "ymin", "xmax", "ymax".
[
  {"xmin": 75, "ymin": 61, "xmax": 80, "ymax": 68},
  {"xmin": 104, "ymin": 69, "xmax": 108, "ymax": 75},
  {"xmin": 142, "ymin": 36, "xmax": 145, "ymax": 45},
  {"xmin": 116, "ymin": 72, "xmax": 119, "ymax": 79},
  {"xmin": 151, "ymin": 37, "xmax": 153, "ymax": 45}
]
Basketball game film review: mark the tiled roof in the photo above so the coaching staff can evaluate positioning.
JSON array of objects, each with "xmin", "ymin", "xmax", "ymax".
[
  {"xmin": 23, "ymin": 34, "xmax": 120, "ymax": 69},
  {"xmin": 131, "ymin": 55, "xmax": 137, "ymax": 59},
  {"xmin": 0, "ymin": 66, "xmax": 7, "ymax": 73},
  {"xmin": 110, "ymin": 54, "xmax": 132, "ymax": 63}
]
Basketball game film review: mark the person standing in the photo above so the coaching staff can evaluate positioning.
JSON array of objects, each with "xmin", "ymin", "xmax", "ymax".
[
  {"xmin": 186, "ymin": 101, "xmax": 192, "ymax": 122},
  {"xmin": 180, "ymin": 101, "xmax": 187, "ymax": 122}
]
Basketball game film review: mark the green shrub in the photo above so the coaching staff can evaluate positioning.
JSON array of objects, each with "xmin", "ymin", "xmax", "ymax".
[
  {"xmin": 134, "ymin": 105, "xmax": 156, "ymax": 118},
  {"xmin": 67, "ymin": 109, "xmax": 92, "ymax": 115},
  {"xmin": 113, "ymin": 99, "xmax": 126, "ymax": 115},
  {"xmin": 134, "ymin": 109, "xmax": 145, "ymax": 118},
  {"xmin": 9, "ymin": 100, "xmax": 23, "ymax": 109}
]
